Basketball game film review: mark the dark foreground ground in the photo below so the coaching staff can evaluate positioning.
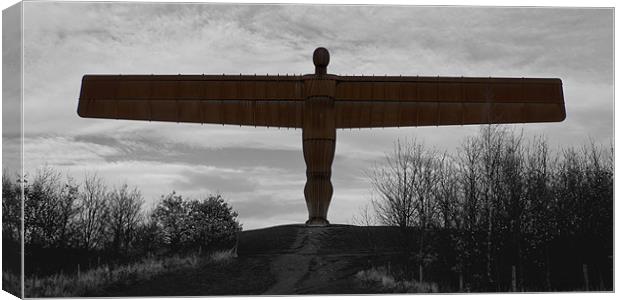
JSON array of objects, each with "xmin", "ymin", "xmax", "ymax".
[
  {"xmin": 98, "ymin": 224, "xmax": 409, "ymax": 296},
  {"xmin": 95, "ymin": 224, "xmax": 612, "ymax": 296}
]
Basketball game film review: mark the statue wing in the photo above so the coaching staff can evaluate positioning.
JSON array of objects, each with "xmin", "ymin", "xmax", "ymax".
[
  {"xmin": 333, "ymin": 76, "xmax": 565, "ymax": 128},
  {"xmin": 78, "ymin": 75, "xmax": 305, "ymax": 128}
]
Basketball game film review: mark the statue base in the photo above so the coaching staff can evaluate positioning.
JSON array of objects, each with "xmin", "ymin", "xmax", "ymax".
[{"xmin": 305, "ymin": 217, "xmax": 330, "ymax": 226}]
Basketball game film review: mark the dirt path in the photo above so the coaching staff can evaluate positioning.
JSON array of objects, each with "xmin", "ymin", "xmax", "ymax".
[{"xmin": 263, "ymin": 226, "xmax": 329, "ymax": 294}]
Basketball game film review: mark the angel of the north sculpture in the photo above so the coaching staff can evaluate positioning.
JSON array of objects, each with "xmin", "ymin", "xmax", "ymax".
[{"xmin": 77, "ymin": 47, "xmax": 565, "ymax": 226}]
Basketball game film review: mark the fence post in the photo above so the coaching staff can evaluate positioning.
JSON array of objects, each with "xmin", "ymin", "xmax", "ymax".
[
  {"xmin": 459, "ymin": 272, "xmax": 464, "ymax": 292},
  {"xmin": 233, "ymin": 231, "xmax": 240, "ymax": 257},
  {"xmin": 511, "ymin": 265, "xmax": 517, "ymax": 292},
  {"xmin": 583, "ymin": 264, "xmax": 589, "ymax": 291},
  {"xmin": 419, "ymin": 265, "xmax": 423, "ymax": 283}
]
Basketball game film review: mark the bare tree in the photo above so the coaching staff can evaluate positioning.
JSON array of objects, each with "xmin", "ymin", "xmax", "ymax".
[
  {"xmin": 351, "ymin": 202, "xmax": 377, "ymax": 227},
  {"xmin": 368, "ymin": 138, "xmax": 441, "ymax": 282},
  {"xmin": 580, "ymin": 141, "xmax": 613, "ymax": 239},
  {"xmin": 24, "ymin": 167, "xmax": 78, "ymax": 248},
  {"xmin": 2, "ymin": 170, "xmax": 22, "ymax": 242},
  {"xmin": 369, "ymin": 139, "xmax": 439, "ymax": 229},
  {"xmin": 368, "ymin": 140, "xmax": 417, "ymax": 228},
  {"xmin": 75, "ymin": 173, "xmax": 109, "ymax": 251},
  {"xmin": 453, "ymin": 135, "xmax": 483, "ymax": 289},
  {"xmin": 107, "ymin": 183, "xmax": 144, "ymax": 255},
  {"xmin": 457, "ymin": 136, "xmax": 482, "ymax": 232},
  {"xmin": 478, "ymin": 125, "xmax": 505, "ymax": 288},
  {"xmin": 523, "ymin": 136, "xmax": 555, "ymax": 290},
  {"xmin": 57, "ymin": 176, "xmax": 79, "ymax": 248},
  {"xmin": 498, "ymin": 130, "xmax": 525, "ymax": 290},
  {"xmin": 434, "ymin": 153, "xmax": 460, "ymax": 230},
  {"xmin": 360, "ymin": 126, "xmax": 613, "ymax": 291},
  {"xmin": 554, "ymin": 147, "xmax": 584, "ymax": 237}
]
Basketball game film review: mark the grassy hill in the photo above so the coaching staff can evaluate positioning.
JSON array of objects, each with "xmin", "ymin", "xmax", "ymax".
[
  {"xmin": 35, "ymin": 224, "xmax": 610, "ymax": 296},
  {"xmin": 93, "ymin": 224, "xmax": 434, "ymax": 296}
]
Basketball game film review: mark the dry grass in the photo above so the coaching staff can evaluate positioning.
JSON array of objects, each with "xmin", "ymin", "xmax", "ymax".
[
  {"xmin": 210, "ymin": 248, "xmax": 236, "ymax": 263},
  {"xmin": 25, "ymin": 252, "xmax": 206, "ymax": 297},
  {"xmin": 355, "ymin": 266, "xmax": 438, "ymax": 293}
]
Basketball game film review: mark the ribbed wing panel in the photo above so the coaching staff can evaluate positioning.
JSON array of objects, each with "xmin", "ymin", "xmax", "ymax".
[
  {"xmin": 78, "ymin": 75, "xmax": 305, "ymax": 128},
  {"xmin": 334, "ymin": 76, "xmax": 565, "ymax": 128}
]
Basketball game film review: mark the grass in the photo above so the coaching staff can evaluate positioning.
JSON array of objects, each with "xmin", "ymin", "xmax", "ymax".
[
  {"xmin": 99, "ymin": 254, "xmax": 276, "ymax": 296},
  {"xmin": 355, "ymin": 266, "xmax": 439, "ymax": 293},
  {"xmin": 3, "ymin": 270, "xmax": 21, "ymax": 297},
  {"xmin": 210, "ymin": 248, "xmax": 237, "ymax": 263},
  {"xmin": 25, "ymin": 252, "xmax": 204, "ymax": 297}
]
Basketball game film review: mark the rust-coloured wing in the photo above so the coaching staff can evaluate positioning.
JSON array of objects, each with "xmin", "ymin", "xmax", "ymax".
[
  {"xmin": 78, "ymin": 75, "xmax": 305, "ymax": 128},
  {"xmin": 333, "ymin": 76, "xmax": 565, "ymax": 128}
]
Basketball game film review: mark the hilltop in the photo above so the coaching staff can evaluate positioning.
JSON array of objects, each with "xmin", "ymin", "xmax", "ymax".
[{"xmin": 98, "ymin": 224, "xmax": 427, "ymax": 296}]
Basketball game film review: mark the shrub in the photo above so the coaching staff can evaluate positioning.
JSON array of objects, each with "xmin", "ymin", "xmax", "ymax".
[
  {"xmin": 185, "ymin": 195, "xmax": 241, "ymax": 248},
  {"xmin": 151, "ymin": 192, "xmax": 241, "ymax": 252}
]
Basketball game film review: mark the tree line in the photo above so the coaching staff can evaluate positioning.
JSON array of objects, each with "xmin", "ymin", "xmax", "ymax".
[
  {"xmin": 363, "ymin": 126, "xmax": 613, "ymax": 291},
  {"xmin": 2, "ymin": 169, "xmax": 241, "ymax": 276}
]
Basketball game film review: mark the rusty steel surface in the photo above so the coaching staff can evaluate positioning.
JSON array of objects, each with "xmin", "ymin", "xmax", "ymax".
[
  {"xmin": 334, "ymin": 76, "xmax": 564, "ymax": 128},
  {"xmin": 79, "ymin": 75, "xmax": 305, "ymax": 128},
  {"xmin": 77, "ymin": 47, "xmax": 566, "ymax": 226}
]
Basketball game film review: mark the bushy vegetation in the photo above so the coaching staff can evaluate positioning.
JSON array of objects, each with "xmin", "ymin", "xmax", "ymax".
[
  {"xmin": 361, "ymin": 125, "xmax": 613, "ymax": 292},
  {"xmin": 2, "ymin": 169, "xmax": 241, "ymax": 296},
  {"xmin": 148, "ymin": 192, "xmax": 240, "ymax": 252},
  {"xmin": 356, "ymin": 266, "xmax": 438, "ymax": 293},
  {"xmin": 2, "ymin": 170, "xmax": 22, "ymax": 297}
]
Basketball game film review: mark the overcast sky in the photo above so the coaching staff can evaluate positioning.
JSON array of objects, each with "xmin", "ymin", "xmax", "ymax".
[{"xmin": 3, "ymin": 3, "xmax": 613, "ymax": 229}]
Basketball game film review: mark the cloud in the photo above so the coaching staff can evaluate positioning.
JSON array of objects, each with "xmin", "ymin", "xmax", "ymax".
[
  {"xmin": 2, "ymin": 135, "xmax": 21, "ymax": 174},
  {"xmin": 71, "ymin": 131, "xmax": 305, "ymax": 170},
  {"xmin": 3, "ymin": 3, "xmax": 23, "ymax": 144},
  {"xmin": 23, "ymin": 135, "xmax": 119, "ymax": 167},
  {"xmin": 171, "ymin": 167, "xmax": 257, "ymax": 193}
]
